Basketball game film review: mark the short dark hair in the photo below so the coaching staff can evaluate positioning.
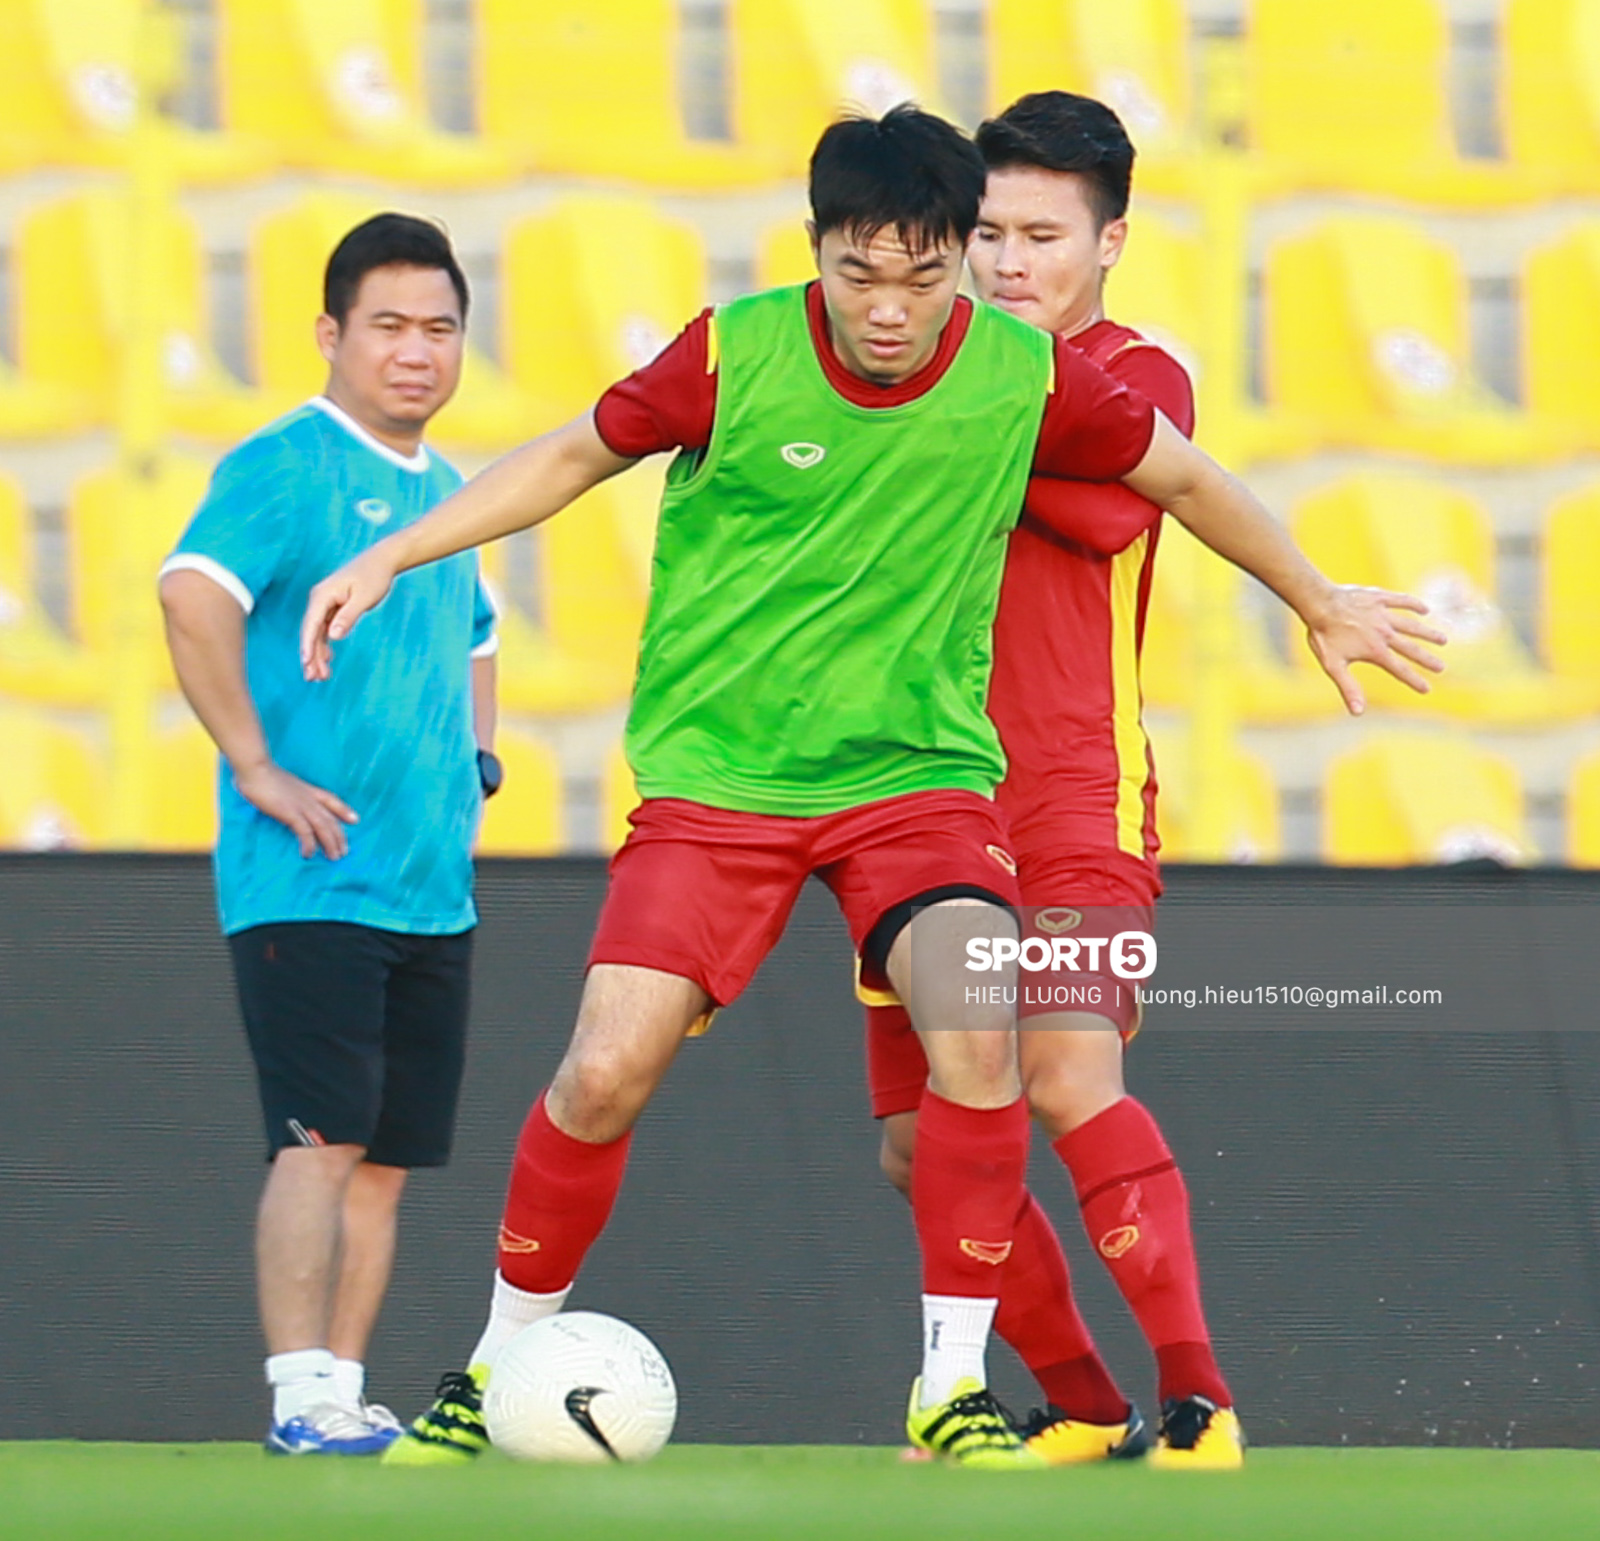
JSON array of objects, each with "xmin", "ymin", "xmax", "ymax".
[
  {"xmin": 323, "ymin": 213, "xmax": 470, "ymax": 326},
  {"xmin": 809, "ymin": 104, "xmax": 987, "ymax": 253},
  {"xmin": 975, "ymin": 92, "xmax": 1136, "ymax": 228}
]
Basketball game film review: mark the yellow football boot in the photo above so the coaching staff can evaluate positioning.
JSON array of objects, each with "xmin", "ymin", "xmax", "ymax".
[
  {"xmin": 1147, "ymin": 1396, "xmax": 1245, "ymax": 1470},
  {"xmin": 381, "ymin": 1364, "xmax": 490, "ymax": 1466},
  {"xmin": 1020, "ymin": 1401, "xmax": 1150, "ymax": 1466}
]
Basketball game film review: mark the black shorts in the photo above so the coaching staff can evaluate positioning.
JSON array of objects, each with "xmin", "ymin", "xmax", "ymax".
[{"xmin": 228, "ymin": 921, "xmax": 473, "ymax": 1168}]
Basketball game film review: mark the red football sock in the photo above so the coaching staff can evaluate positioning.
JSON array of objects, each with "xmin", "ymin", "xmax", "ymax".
[
  {"xmin": 995, "ymin": 1192, "xmax": 1128, "ymax": 1424},
  {"xmin": 496, "ymin": 1092, "xmax": 631, "ymax": 1294},
  {"xmin": 911, "ymin": 1089, "xmax": 1029, "ymax": 1298},
  {"xmin": 1056, "ymin": 1097, "xmax": 1231, "ymax": 1408}
]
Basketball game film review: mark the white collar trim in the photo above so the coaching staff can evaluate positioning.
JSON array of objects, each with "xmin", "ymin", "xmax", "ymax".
[{"xmin": 310, "ymin": 396, "xmax": 431, "ymax": 473}]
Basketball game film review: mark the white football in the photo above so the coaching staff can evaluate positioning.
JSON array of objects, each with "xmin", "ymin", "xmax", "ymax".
[{"xmin": 483, "ymin": 1311, "xmax": 678, "ymax": 1463}]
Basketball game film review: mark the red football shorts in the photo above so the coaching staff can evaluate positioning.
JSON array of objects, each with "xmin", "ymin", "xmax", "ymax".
[
  {"xmin": 863, "ymin": 851, "xmax": 1158, "ymax": 1119},
  {"xmin": 590, "ymin": 791, "xmax": 1020, "ymax": 1008}
]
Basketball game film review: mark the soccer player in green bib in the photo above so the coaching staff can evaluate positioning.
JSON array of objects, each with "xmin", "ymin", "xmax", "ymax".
[{"xmin": 302, "ymin": 107, "xmax": 1426, "ymax": 1467}]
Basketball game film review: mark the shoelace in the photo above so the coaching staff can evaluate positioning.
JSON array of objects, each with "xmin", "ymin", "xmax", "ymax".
[
  {"xmin": 941, "ymin": 1389, "xmax": 1019, "ymax": 1443},
  {"xmin": 1159, "ymin": 1396, "xmax": 1219, "ymax": 1450},
  {"xmin": 363, "ymin": 1401, "xmax": 404, "ymax": 1433},
  {"xmin": 431, "ymin": 1371, "xmax": 481, "ymax": 1409},
  {"xmin": 1017, "ymin": 1405, "xmax": 1066, "ymax": 1440},
  {"xmin": 298, "ymin": 1401, "xmax": 381, "ymax": 1440}
]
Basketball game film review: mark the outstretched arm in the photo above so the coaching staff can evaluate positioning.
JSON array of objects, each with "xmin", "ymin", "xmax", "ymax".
[
  {"xmin": 1124, "ymin": 414, "xmax": 1448, "ymax": 715},
  {"xmin": 301, "ymin": 412, "xmax": 633, "ymax": 679}
]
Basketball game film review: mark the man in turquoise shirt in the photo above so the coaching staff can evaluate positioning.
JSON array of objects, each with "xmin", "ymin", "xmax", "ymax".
[{"xmin": 160, "ymin": 214, "xmax": 501, "ymax": 1454}]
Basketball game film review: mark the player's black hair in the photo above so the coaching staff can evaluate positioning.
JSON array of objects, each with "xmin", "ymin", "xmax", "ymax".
[
  {"xmin": 976, "ymin": 91, "xmax": 1135, "ymax": 229},
  {"xmin": 323, "ymin": 213, "xmax": 470, "ymax": 326},
  {"xmin": 809, "ymin": 104, "xmax": 987, "ymax": 253}
]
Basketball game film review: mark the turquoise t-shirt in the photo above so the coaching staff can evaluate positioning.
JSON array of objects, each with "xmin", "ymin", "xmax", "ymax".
[{"xmin": 163, "ymin": 397, "xmax": 496, "ymax": 936}]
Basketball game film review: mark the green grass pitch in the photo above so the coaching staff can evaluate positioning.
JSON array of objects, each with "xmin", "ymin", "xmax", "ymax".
[{"xmin": 2, "ymin": 1444, "xmax": 1595, "ymax": 1541}]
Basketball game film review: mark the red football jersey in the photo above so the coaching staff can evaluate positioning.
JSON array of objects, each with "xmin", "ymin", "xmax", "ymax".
[{"xmin": 988, "ymin": 320, "xmax": 1195, "ymax": 889}]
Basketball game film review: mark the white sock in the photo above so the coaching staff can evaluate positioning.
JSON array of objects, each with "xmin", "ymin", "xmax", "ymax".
[
  {"xmin": 330, "ymin": 1358, "xmax": 365, "ymax": 1409},
  {"xmin": 919, "ymin": 1295, "xmax": 998, "ymax": 1408},
  {"xmin": 266, "ymin": 1348, "xmax": 337, "ymax": 1424},
  {"xmin": 467, "ymin": 1273, "xmax": 570, "ymax": 1374}
]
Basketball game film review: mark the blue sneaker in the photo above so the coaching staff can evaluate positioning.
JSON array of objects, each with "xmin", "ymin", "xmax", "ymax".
[{"xmin": 265, "ymin": 1401, "xmax": 400, "ymax": 1456}]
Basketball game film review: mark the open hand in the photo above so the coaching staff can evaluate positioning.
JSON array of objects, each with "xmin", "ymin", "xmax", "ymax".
[
  {"xmin": 300, "ymin": 547, "xmax": 397, "ymax": 681},
  {"xmin": 234, "ymin": 761, "xmax": 358, "ymax": 859},
  {"xmin": 1304, "ymin": 586, "xmax": 1448, "ymax": 715}
]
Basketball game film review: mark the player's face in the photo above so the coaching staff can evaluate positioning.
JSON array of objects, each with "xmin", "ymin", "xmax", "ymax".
[
  {"xmin": 316, "ymin": 263, "xmax": 464, "ymax": 446},
  {"xmin": 967, "ymin": 166, "xmax": 1126, "ymax": 337},
  {"xmin": 811, "ymin": 225, "xmax": 965, "ymax": 385}
]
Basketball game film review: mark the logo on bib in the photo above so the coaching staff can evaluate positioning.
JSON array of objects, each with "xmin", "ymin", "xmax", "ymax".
[
  {"xmin": 780, "ymin": 442, "xmax": 827, "ymax": 469},
  {"xmin": 355, "ymin": 498, "xmax": 392, "ymax": 525}
]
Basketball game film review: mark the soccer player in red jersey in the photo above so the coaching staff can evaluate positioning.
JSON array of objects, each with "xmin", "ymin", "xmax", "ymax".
[
  {"xmin": 302, "ymin": 107, "xmax": 1442, "ymax": 1467},
  {"xmin": 862, "ymin": 93, "xmax": 1441, "ymax": 1468}
]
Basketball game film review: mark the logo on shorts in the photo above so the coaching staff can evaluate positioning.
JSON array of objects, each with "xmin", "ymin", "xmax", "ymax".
[
  {"xmin": 355, "ymin": 497, "xmax": 392, "ymax": 525},
  {"xmin": 1035, "ymin": 908, "xmax": 1084, "ymax": 935},
  {"xmin": 497, "ymin": 1224, "xmax": 541, "ymax": 1255},
  {"xmin": 780, "ymin": 442, "xmax": 827, "ymax": 469},
  {"xmin": 286, "ymin": 1119, "xmax": 325, "ymax": 1147},
  {"xmin": 985, "ymin": 844, "xmax": 1018, "ymax": 876},
  {"xmin": 959, "ymin": 1237, "xmax": 1014, "ymax": 1266},
  {"xmin": 1098, "ymin": 1224, "xmax": 1141, "ymax": 1260}
]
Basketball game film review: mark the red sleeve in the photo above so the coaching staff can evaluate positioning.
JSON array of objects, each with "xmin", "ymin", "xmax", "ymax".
[
  {"xmin": 1022, "ymin": 341, "xmax": 1194, "ymax": 555},
  {"xmin": 593, "ymin": 309, "xmax": 718, "ymax": 457},
  {"xmin": 1030, "ymin": 335, "xmax": 1157, "ymax": 481}
]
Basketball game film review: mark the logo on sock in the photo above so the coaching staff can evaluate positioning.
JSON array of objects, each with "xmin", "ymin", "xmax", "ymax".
[
  {"xmin": 1098, "ymin": 1224, "xmax": 1141, "ymax": 1260},
  {"xmin": 497, "ymin": 1224, "xmax": 541, "ymax": 1255},
  {"xmin": 959, "ymin": 1237, "xmax": 1013, "ymax": 1265}
]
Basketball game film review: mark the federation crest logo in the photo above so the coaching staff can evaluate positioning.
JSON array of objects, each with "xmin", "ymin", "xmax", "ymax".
[
  {"xmin": 355, "ymin": 497, "xmax": 392, "ymax": 525},
  {"xmin": 959, "ymin": 1237, "xmax": 1014, "ymax": 1266},
  {"xmin": 780, "ymin": 442, "xmax": 827, "ymax": 469},
  {"xmin": 1034, "ymin": 907, "xmax": 1084, "ymax": 935},
  {"xmin": 1098, "ymin": 1225, "xmax": 1141, "ymax": 1260}
]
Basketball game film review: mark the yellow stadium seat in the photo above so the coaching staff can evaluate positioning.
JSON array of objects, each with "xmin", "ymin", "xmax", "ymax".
[
  {"xmin": 247, "ymin": 193, "xmax": 550, "ymax": 453},
  {"xmin": 1103, "ymin": 212, "xmax": 1202, "ymax": 379},
  {"xmin": 601, "ymin": 741, "xmax": 639, "ymax": 853},
  {"xmin": 731, "ymin": 0, "xmax": 942, "ymax": 180},
  {"xmin": 149, "ymin": 715, "xmax": 218, "ymax": 851},
  {"xmin": 476, "ymin": 730, "xmax": 564, "ymax": 855},
  {"xmin": 214, "ymin": 0, "xmax": 510, "ymax": 184},
  {"xmin": 1141, "ymin": 522, "xmax": 1341, "ymax": 723},
  {"xmin": 1541, "ymin": 484, "xmax": 1600, "ymax": 684},
  {"xmin": 1291, "ymin": 473, "xmax": 1600, "ymax": 725},
  {"xmin": 1522, "ymin": 223, "xmax": 1600, "ymax": 451},
  {"xmin": 15, "ymin": 189, "xmax": 258, "ymax": 441},
  {"xmin": 0, "ymin": 706, "xmax": 108, "ymax": 849},
  {"xmin": 1145, "ymin": 721, "xmax": 1281, "ymax": 862},
  {"xmin": 1323, "ymin": 733, "xmax": 1531, "ymax": 865},
  {"xmin": 1504, "ymin": 0, "xmax": 1600, "ymax": 195},
  {"xmin": 757, "ymin": 219, "xmax": 819, "ymax": 292},
  {"xmin": 0, "ymin": 474, "xmax": 97, "ymax": 707},
  {"xmin": 477, "ymin": 0, "xmax": 781, "ymax": 188},
  {"xmin": 484, "ymin": 0, "xmax": 937, "ymax": 187},
  {"xmin": 0, "ymin": 354, "xmax": 97, "ymax": 440},
  {"xmin": 1262, "ymin": 216, "xmax": 1543, "ymax": 462},
  {"xmin": 1570, "ymin": 751, "xmax": 1600, "ymax": 867},
  {"xmin": 503, "ymin": 195, "xmax": 709, "ymax": 416},
  {"xmin": 0, "ymin": 0, "xmax": 269, "ymax": 180},
  {"xmin": 67, "ymin": 456, "xmax": 213, "ymax": 692},
  {"xmin": 1244, "ymin": 0, "xmax": 1515, "ymax": 202},
  {"xmin": 989, "ymin": 0, "xmax": 1194, "ymax": 166}
]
